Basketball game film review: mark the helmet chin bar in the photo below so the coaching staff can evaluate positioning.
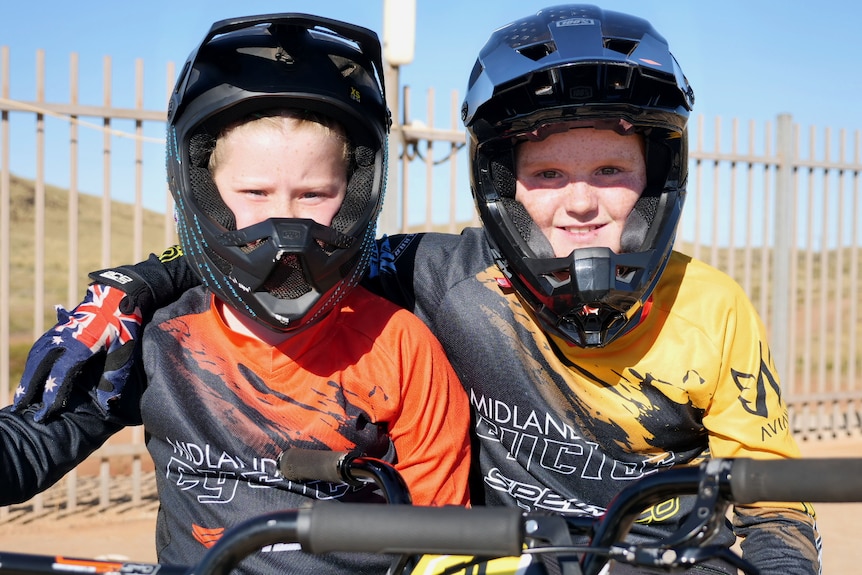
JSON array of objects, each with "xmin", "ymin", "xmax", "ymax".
[
  {"xmin": 539, "ymin": 303, "xmax": 628, "ymax": 348},
  {"xmin": 524, "ymin": 248, "xmax": 652, "ymax": 294},
  {"xmin": 216, "ymin": 217, "xmax": 355, "ymax": 297},
  {"xmin": 519, "ymin": 247, "xmax": 649, "ymax": 348},
  {"xmin": 535, "ymin": 290, "xmax": 643, "ymax": 348}
]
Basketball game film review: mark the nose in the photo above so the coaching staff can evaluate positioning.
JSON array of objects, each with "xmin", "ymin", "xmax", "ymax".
[
  {"xmin": 562, "ymin": 180, "xmax": 598, "ymax": 215},
  {"xmin": 235, "ymin": 198, "xmax": 297, "ymax": 230},
  {"xmin": 267, "ymin": 196, "xmax": 297, "ymax": 220}
]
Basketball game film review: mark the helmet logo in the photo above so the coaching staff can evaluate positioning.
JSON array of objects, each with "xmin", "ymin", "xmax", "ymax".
[
  {"xmin": 555, "ymin": 18, "xmax": 595, "ymax": 27},
  {"xmin": 275, "ymin": 225, "xmax": 302, "ymax": 241},
  {"xmin": 350, "ymin": 87, "xmax": 361, "ymax": 102},
  {"xmin": 569, "ymin": 86, "xmax": 593, "ymax": 100}
]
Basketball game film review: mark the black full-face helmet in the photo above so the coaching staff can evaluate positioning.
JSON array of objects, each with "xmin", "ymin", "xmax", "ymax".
[
  {"xmin": 462, "ymin": 5, "xmax": 694, "ymax": 348},
  {"xmin": 167, "ymin": 14, "xmax": 390, "ymax": 333}
]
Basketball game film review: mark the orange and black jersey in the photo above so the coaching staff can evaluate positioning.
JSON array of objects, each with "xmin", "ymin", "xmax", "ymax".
[
  {"xmin": 367, "ymin": 228, "xmax": 821, "ymax": 575},
  {"xmin": 141, "ymin": 285, "xmax": 470, "ymax": 574}
]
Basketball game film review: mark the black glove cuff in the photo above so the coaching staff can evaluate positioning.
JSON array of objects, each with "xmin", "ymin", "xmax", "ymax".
[
  {"xmin": 89, "ymin": 266, "xmax": 154, "ymax": 315},
  {"xmin": 88, "ymin": 246, "xmax": 199, "ymax": 317}
]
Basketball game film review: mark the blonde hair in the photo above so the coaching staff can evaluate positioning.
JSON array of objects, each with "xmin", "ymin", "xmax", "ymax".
[{"xmin": 208, "ymin": 110, "xmax": 352, "ymax": 174}]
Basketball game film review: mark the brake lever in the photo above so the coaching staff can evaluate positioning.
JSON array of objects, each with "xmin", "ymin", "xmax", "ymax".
[
  {"xmin": 655, "ymin": 459, "xmax": 731, "ymax": 547},
  {"xmin": 604, "ymin": 459, "xmax": 758, "ymax": 574}
]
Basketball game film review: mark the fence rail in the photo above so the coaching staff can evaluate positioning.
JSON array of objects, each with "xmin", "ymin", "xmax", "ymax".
[{"xmin": 1, "ymin": 46, "xmax": 861, "ymax": 516}]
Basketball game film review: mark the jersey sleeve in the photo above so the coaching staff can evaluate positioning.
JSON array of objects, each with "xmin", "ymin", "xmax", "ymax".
[
  {"xmin": 0, "ymin": 387, "xmax": 123, "ymax": 505},
  {"xmin": 383, "ymin": 311, "xmax": 471, "ymax": 507},
  {"xmin": 702, "ymin": 289, "xmax": 800, "ymax": 460},
  {"xmin": 733, "ymin": 506, "xmax": 821, "ymax": 574},
  {"xmin": 701, "ymin": 283, "xmax": 820, "ymax": 573}
]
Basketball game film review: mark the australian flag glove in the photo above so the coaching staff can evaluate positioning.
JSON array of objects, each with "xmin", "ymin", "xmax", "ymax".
[
  {"xmin": 13, "ymin": 284, "xmax": 142, "ymax": 422},
  {"xmin": 13, "ymin": 246, "xmax": 198, "ymax": 422}
]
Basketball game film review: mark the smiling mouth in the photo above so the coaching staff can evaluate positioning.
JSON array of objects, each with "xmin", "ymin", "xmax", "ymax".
[{"xmin": 560, "ymin": 224, "xmax": 603, "ymax": 235}]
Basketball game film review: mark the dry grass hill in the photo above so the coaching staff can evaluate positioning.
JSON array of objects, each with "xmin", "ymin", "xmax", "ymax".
[{"xmin": 5, "ymin": 174, "xmax": 170, "ymax": 384}]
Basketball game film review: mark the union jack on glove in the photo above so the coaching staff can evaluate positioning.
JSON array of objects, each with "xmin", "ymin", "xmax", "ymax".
[{"xmin": 13, "ymin": 284, "xmax": 142, "ymax": 422}]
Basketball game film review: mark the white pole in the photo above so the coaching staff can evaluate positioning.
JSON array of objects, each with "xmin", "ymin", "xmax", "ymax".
[{"xmin": 379, "ymin": 0, "xmax": 416, "ymax": 235}]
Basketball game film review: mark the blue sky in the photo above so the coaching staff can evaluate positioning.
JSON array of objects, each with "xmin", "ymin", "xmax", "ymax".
[{"xmin": 2, "ymin": 1, "xmax": 860, "ymax": 227}]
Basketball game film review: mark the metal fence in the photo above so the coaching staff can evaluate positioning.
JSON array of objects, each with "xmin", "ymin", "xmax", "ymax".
[{"xmin": 1, "ymin": 46, "xmax": 861, "ymax": 516}]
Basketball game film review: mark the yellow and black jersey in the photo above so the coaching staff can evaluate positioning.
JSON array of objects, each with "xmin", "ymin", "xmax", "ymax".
[{"xmin": 368, "ymin": 228, "xmax": 820, "ymax": 575}]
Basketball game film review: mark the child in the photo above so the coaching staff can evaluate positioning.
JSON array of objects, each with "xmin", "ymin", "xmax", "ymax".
[{"xmin": 3, "ymin": 13, "xmax": 470, "ymax": 575}]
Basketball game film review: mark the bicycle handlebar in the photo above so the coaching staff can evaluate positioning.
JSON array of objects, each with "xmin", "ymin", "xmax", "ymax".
[
  {"xmin": 278, "ymin": 448, "xmax": 413, "ymax": 504},
  {"xmin": 729, "ymin": 457, "xmax": 862, "ymax": 503},
  {"xmin": 201, "ymin": 456, "xmax": 862, "ymax": 575},
  {"xmin": 299, "ymin": 504, "xmax": 525, "ymax": 556},
  {"xmin": 3, "ymin": 457, "xmax": 860, "ymax": 575},
  {"xmin": 278, "ymin": 448, "xmax": 358, "ymax": 483}
]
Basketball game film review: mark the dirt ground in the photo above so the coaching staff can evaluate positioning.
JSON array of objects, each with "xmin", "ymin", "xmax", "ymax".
[{"xmin": 1, "ymin": 437, "xmax": 859, "ymax": 572}]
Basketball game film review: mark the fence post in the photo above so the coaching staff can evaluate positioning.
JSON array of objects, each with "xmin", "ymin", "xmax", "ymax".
[
  {"xmin": 773, "ymin": 114, "xmax": 794, "ymax": 388},
  {"xmin": 380, "ymin": 63, "xmax": 402, "ymax": 235}
]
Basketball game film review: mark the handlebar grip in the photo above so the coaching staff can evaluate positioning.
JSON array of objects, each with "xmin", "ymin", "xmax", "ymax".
[
  {"xmin": 730, "ymin": 458, "xmax": 862, "ymax": 504},
  {"xmin": 298, "ymin": 503, "xmax": 524, "ymax": 556},
  {"xmin": 279, "ymin": 449, "xmax": 355, "ymax": 483}
]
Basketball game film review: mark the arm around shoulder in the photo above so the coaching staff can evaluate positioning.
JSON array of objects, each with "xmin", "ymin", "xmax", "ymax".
[{"xmin": 0, "ymin": 387, "xmax": 124, "ymax": 505}]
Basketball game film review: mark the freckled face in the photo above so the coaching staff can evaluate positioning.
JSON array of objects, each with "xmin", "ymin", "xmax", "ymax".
[
  {"xmin": 514, "ymin": 128, "xmax": 646, "ymax": 257},
  {"xmin": 212, "ymin": 119, "xmax": 347, "ymax": 229}
]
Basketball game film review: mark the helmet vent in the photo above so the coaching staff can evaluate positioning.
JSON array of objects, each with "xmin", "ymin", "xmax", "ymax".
[
  {"xmin": 239, "ymin": 239, "xmax": 266, "ymax": 254},
  {"xmin": 206, "ymin": 246, "xmax": 233, "ymax": 277},
  {"xmin": 490, "ymin": 158, "xmax": 516, "ymax": 198},
  {"xmin": 263, "ymin": 255, "xmax": 312, "ymax": 299},
  {"xmin": 604, "ymin": 38, "xmax": 638, "ymax": 57},
  {"xmin": 518, "ymin": 42, "xmax": 557, "ymax": 61},
  {"xmin": 339, "ymin": 251, "xmax": 361, "ymax": 280}
]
